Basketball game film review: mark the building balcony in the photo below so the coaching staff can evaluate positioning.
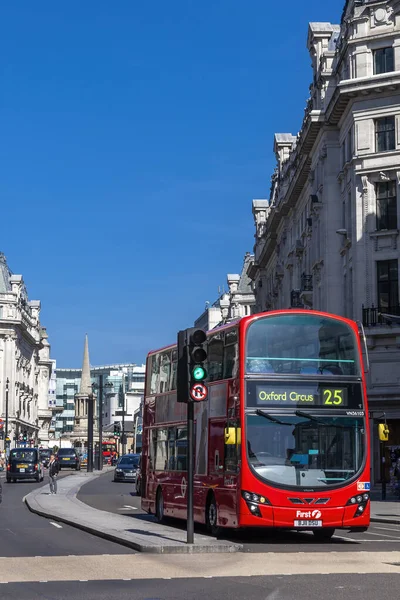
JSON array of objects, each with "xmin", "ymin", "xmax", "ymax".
[{"xmin": 362, "ymin": 305, "xmax": 400, "ymax": 328}]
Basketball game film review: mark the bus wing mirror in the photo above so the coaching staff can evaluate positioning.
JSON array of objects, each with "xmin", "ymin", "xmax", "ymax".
[
  {"xmin": 378, "ymin": 423, "xmax": 389, "ymax": 442},
  {"xmin": 357, "ymin": 321, "xmax": 369, "ymax": 374},
  {"xmin": 225, "ymin": 427, "xmax": 241, "ymax": 445}
]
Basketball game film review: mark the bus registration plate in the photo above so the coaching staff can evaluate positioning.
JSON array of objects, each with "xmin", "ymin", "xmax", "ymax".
[{"xmin": 294, "ymin": 520, "xmax": 322, "ymax": 527}]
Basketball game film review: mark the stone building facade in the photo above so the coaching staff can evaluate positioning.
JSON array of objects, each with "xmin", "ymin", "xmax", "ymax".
[
  {"xmin": 195, "ymin": 252, "xmax": 256, "ymax": 330},
  {"xmin": 0, "ymin": 253, "xmax": 52, "ymax": 448},
  {"xmin": 247, "ymin": 0, "xmax": 400, "ymax": 482}
]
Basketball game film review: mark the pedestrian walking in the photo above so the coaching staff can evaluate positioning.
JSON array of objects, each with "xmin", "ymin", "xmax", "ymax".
[{"xmin": 48, "ymin": 454, "xmax": 59, "ymax": 495}]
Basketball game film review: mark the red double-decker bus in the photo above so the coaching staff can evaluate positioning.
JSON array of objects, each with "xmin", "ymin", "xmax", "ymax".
[
  {"xmin": 102, "ymin": 440, "xmax": 117, "ymax": 461},
  {"xmin": 141, "ymin": 310, "xmax": 370, "ymax": 540}
]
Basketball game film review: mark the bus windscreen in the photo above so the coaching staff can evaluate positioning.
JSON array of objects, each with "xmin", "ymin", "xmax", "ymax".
[{"xmin": 245, "ymin": 314, "xmax": 360, "ymax": 377}]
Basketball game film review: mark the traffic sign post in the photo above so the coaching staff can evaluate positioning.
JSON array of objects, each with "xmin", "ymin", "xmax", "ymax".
[{"xmin": 177, "ymin": 328, "xmax": 208, "ymax": 545}]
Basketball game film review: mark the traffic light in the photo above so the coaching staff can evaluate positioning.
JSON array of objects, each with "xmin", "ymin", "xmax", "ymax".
[
  {"xmin": 23, "ymin": 430, "xmax": 27, "ymax": 442},
  {"xmin": 188, "ymin": 328, "xmax": 207, "ymax": 385},
  {"xmin": 177, "ymin": 328, "xmax": 208, "ymax": 403},
  {"xmin": 113, "ymin": 422, "xmax": 121, "ymax": 438},
  {"xmin": 378, "ymin": 423, "xmax": 389, "ymax": 442}
]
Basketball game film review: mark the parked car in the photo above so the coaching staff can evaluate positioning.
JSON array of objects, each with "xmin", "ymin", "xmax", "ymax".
[
  {"xmin": 57, "ymin": 448, "xmax": 81, "ymax": 470},
  {"xmin": 39, "ymin": 448, "xmax": 52, "ymax": 468},
  {"xmin": 7, "ymin": 447, "xmax": 44, "ymax": 483},
  {"xmin": 113, "ymin": 453, "xmax": 140, "ymax": 483}
]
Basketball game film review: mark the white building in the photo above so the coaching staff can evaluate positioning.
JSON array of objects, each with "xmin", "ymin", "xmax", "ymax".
[
  {"xmin": 55, "ymin": 361, "xmax": 145, "ymax": 436},
  {"xmin": 0, "ymin": 252, "xmax": 52, "ymax": 448},
  {"xmin": 195, "ymin": 253, "xmax": 256, "ymax": 330},
  {"xmin": 247, "ymin": 0, "xmax": 400, "ymax": 483}
]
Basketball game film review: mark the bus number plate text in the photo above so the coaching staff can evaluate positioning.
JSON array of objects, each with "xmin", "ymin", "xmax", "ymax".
[{"xmin": 294, "ymin": 520, "xmax": 323, "ymax": 527}]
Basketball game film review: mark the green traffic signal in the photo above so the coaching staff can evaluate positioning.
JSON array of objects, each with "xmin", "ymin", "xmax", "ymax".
[{"xmin": 192, "ymin": 365, "xmax": 206, "ymax": 381}]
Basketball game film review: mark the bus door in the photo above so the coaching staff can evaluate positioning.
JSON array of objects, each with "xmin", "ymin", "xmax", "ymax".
[
  {"xmin": 220, "ymin": 419, "xmax": 241, "ymax": 527},
  {"xmin": 208, "ymin": 419, "xmax": 225, "ymax": 487}
]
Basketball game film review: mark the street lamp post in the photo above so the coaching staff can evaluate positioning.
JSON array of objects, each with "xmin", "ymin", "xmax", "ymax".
[{"xmin": 5, "ymin": 378, "xmax": 9, "ymax": 455}]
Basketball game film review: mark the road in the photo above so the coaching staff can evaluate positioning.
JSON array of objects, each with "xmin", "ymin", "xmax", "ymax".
[
  {"xmin": 0, "ymin": 574, "xmax": 399, "ymax": 600},
  {"xmin": 1, "ymin": 468, "xmax": 399, "ymax": 599},
  {"xmin": 79, "ymin": 470, "xmax": 400, "ymax": 552},
  {"xmin": 0, "ymin": 468, "xmax": 136, "ymax": 557}
]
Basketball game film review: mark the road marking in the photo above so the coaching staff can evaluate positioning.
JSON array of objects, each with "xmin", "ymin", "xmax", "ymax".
[
  {"xmin": 123, "ymin": 505, "xmax": 138, "ymax": 509},
  {"xmin": 49, "ymin": 522, "xmax": 63, "ymax": 529},
  {"xmin": 374, "ymin": 526, "xmax": 400, "ymax": 533},
  {"xmin": 365, "ymin": 531, "xmax": 399, "ymax": 539}
]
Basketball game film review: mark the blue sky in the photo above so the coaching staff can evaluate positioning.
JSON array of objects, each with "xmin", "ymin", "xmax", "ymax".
[{"xmin": 0, "ymin": 1, "xmax": 343, "ymax": 367}]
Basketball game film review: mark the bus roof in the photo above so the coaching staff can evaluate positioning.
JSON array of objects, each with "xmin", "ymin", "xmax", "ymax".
[
  {"xmin": 146, "ymin": 309, "xmax": 358, "ymax": 359},
  {"xmin": 146, "ymin": 318, "xmax": 241, "ymax": 357}
]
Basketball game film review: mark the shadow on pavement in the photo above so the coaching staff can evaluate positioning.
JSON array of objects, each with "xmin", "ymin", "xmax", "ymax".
[{"xmin": 124, "ymin": 512, "xmax": 357, "ymax": 546}]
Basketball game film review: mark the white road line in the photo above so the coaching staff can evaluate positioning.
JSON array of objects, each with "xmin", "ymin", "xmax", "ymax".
[
  {"xmin": 333, "ymin": 534, "xmax": 400, "ymax": 542},
  {"xmin": 123, "ymin": 505, "xmax": 138, "ymax": 509},
  {"xmin": 374, "ymin": 526, "xmax": 400, "ymax": 533},
  {"xmin": 365, "ymin": 531, "xmax": 399, "ymax": 538},
  {"xmin": 49, "ymin": 522, "xmax": 62, "ymax": 529}
]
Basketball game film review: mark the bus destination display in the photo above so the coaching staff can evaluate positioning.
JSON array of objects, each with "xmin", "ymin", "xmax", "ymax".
[{"xmin": 256, "ymin": 385, "xmax": 349, "ymax": 408}]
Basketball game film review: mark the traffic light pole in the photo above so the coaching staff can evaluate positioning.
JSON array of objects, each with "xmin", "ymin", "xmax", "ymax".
[
  {"xmin": 5, "ymin": 378, "xmax": 9, "ymax": 457},
  {"xmin": 122, "ymin": 400, "xmax": 126, "ymax": 456},
  {"xmin": 381, "ymin": 441, "xmax": 386, "ymax": 501},
  {"xmin": 177, "ymin": 328, "xmax": 208, "ymax": 546},
  {"xmin": 97, "ymin": 375, "xmax": 103, "ymax": 471},
  {"xmin": 87, "ymin": 394, "xmax": 94, "ymax": 473},
  {"xmin": 187, "ymin": 400, "xmax": 194, "ymax": 544}
]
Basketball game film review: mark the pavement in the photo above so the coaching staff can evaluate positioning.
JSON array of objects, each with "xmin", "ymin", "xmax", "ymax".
[
  {"xmin": 370, "ymin": 484, "xmax": 400, "ymax": 524},
  {"xmin": 370, "ymin": 500, "xmax": 400, "ymax": 525},
  {"xmin": 24, "ymin": 470, "xmax": 241, "ymax": 554}
]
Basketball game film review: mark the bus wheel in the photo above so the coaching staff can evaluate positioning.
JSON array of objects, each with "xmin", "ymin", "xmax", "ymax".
[
  {"xmin": 206, "ymin": 493, "xmax": 220, "ymax": 537},
  {"xmin": 155, "ymin": 488, "xmax": 165, "ymax": 523},
  {"xmin": 312, "ymin": 528, "xmax": 335, "ymax": 541}
]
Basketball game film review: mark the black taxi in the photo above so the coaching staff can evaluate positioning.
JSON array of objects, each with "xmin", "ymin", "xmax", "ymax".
[{"xmin": 7, "ymin": 447, "xmax": 44, "ymax": 483}]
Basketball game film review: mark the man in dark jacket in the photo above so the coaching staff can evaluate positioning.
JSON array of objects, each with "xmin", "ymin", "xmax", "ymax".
[{"xmin": 48, "ymin": 454, "xmax": 59, "ymax": 495}]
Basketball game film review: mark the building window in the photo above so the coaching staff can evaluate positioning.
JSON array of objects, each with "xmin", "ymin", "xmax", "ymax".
[
  {"xmin": 374, "ymin": 47, "xmax": 394, "ymax": 75},
  {"xmin": 207, "ymin": 333, "xmax": 224, "ymax": 382},
  {"xmin": 377, "ymin": 260, "xmax": 399, "ymax": 310},
  {"xmin": 376, "ymin": 181, "xmax": 397, "ymax": 230},
  {"xmin": 375, "ymin": 117, "xmax": 396, "ymax": 152}
]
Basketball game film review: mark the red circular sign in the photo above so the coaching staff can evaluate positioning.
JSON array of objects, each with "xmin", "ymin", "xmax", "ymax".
[{"xmin": 190, "ymin": 383, "xmax": 208, "ymax": 402}]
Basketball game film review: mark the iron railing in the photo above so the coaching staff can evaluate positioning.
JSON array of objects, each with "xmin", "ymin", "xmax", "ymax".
[{"xmin": 362, "ymin": 305, "xmax": 400, "ymax": 327}]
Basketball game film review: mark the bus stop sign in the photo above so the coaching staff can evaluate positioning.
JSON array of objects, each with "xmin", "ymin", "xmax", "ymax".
[{"xmin": 189, "ymin": 383, "xmax": 208, "ymax": 402}]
